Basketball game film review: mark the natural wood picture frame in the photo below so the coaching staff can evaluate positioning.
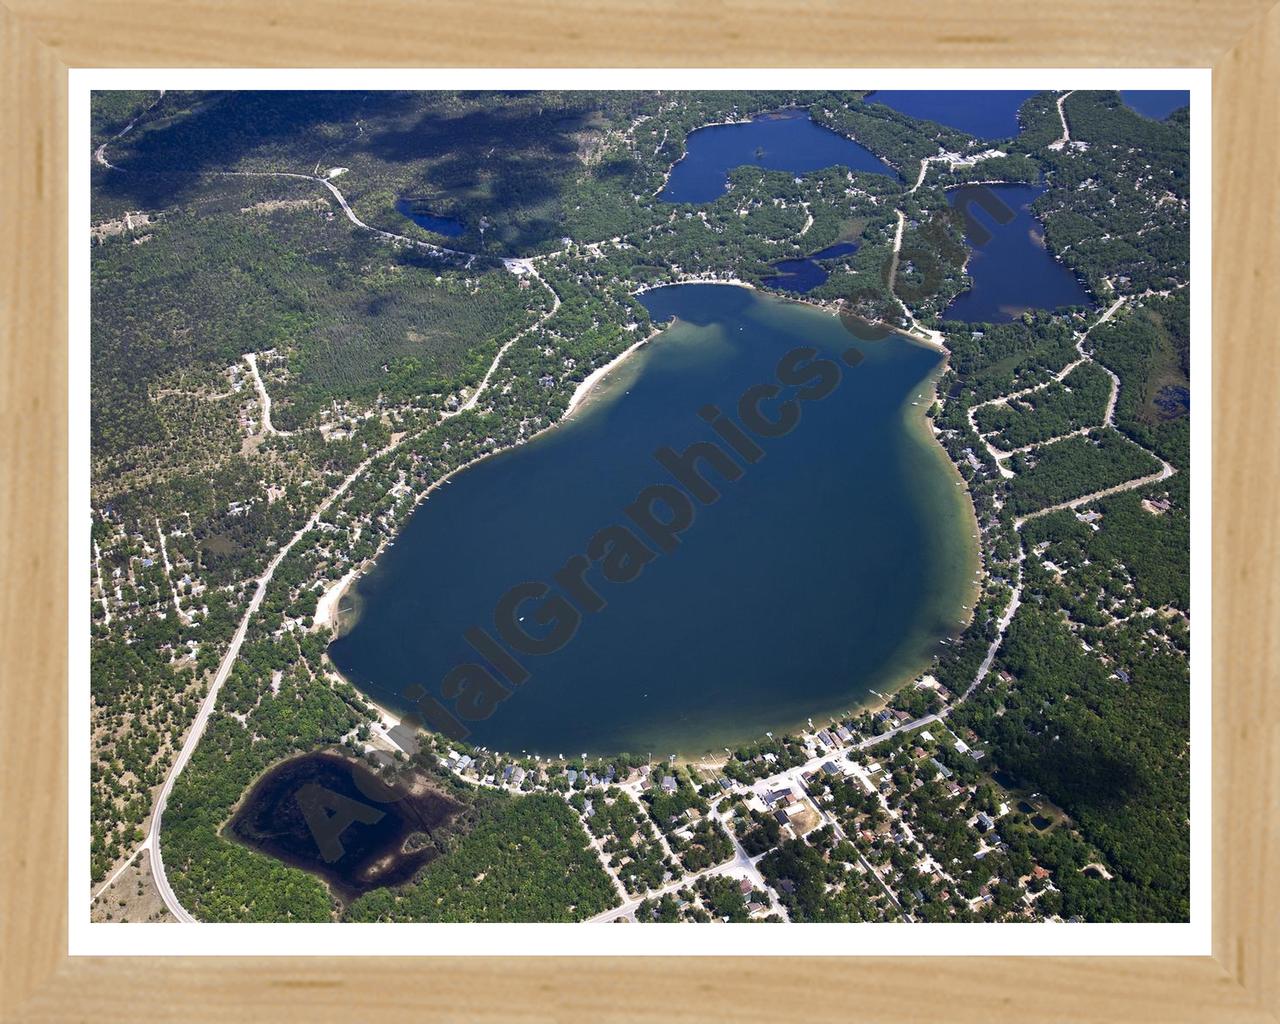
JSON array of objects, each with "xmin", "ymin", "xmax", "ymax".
[{"xmin": 1, "ymin": 2, "xmax": 1276, "ymax": 1020}]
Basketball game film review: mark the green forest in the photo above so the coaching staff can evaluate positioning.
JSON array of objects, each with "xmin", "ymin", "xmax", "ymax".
[{"xmin": 87, "ymin": 87, "xmax": 1192, "ymax": 926}]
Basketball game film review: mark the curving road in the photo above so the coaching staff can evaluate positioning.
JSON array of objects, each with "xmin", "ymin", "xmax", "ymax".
[
  {"xmin": 93, "ymin": 105, "xmax": 576, "ymax": 920},
  {"xmin": 96, "ymin": 96, "xmax": 1179, "ymax": 924},
  {"xmin": 141, "ymin": 262, "xmax": 562, "ymax": 920},
  {"xmin": 147, "ymin": 443, "xmax": 399, "ymax": 921}
]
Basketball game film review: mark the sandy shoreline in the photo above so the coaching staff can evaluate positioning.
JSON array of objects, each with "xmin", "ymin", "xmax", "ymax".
[
  {"xmin": 314, "ymin": 564, "xmax": 360, "ymax": 631},
  {"xmin": 565, "ymin": 329, "xmax": 659, "ymax": 417},
  {"xmin": 633, "ymin": 276, "xmax": 756, "ymax": 295},
  {"xmin": 566, "ymin": 277, "xmax": 755, "ymax": 416},
  {"xmin": 311, "ymin": 316, "xmax": 682, "ymax": 647}
]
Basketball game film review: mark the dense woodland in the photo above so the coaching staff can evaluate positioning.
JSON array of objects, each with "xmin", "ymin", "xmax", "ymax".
[
  {"xmin": 974, "ymin": 362, "xmax": 1114, "ymax": 450},
  {"xmin": 89, "ymin": 88, "xmax": 1191, "ymax": 925}
]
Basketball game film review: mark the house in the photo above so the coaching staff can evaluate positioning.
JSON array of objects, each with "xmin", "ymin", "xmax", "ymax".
[
  {"xmin": 738, "ymin": 878, "xmax": 753, "ymax": 895},
  {"xmin": 976, "ymin": 812, "xmax": 995, "ymax": 832},
  {"xmin": 566, "ymin": 770, "xmax": 578, "ymax": 784},
  {"xmin": 930, "ymin": 758, "xmax": 953, "ymax": 780},
  {"xmin": 835, "ymin": 725, "xmax": 853, "ymax": 743},
  {"xmin": 1116, "ymin": 668, "xmax": 1132, "ymax": 683},
  {"xmin": 661, "ymin": 775, "xmax": 678, "ymax": 794},
  {"xmin": 583, "ymin": 798, "xmax": 595, "ymax": 818},
  {"xmin": 501, "ymin": 764, "xmax": 515, "ymax": 783},
  {"xmin": 774, "ymin": 809, "xmax": 791, "ymax": 826},
  {"xmin": 510, "ymin": 766, "xmax": 526, "ymax": 786}
]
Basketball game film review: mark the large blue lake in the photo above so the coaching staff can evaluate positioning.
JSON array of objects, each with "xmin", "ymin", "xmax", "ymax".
[
  {"xmin": 867, "ymin": 90, "xmax": 1036, "ymax": 139},
  {"xmin": 942, "ymin": 183, "xmax": 1093, "ymax": 323},
  {"xmin": 329, "ymin": 285, "xmax": 977, "ymax": 757},
  {"xmin": 660, "ymin": 109, "xmax": 896, "ymax": 204}
]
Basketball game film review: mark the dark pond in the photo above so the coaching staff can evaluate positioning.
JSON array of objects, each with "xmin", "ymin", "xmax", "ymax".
[
  {"xmin": 762, "ymin": 241, "xmax": 859, "ymax": 293},
  {"xmin": 1032, "ymin": 815, "xmax": 1054, "ymax": 831},
  {"xmin": 1154, "ymin": 384, "xmax": 1190, "ymax": 419},
  {"xmin": 1120, "ymin": 91, "xmax": 1190, "ymax": 121},
  {"xmin": 660, "ymin": 109, "xmax": 897, "ymax": 204},
  {"xmin": 1017, "ymin": 799, "xmax": 1037, "ymax": 815},
  {"xmin": 396, "ymin": 198, "xmax": 466, "ymax": 237},
  {"xmin": 867, "ymin": 90, "xmax": 1037, "ymax": 140},
  {"xmin": 227, "ymin": 751, "xmax": 462, "ymax": 902},
  {"xmin": 942, "ymin": 183, "xmax": 1093, "ymax": 323},
  {"xmin": 329, "ymin": 284, "xmax": 978, "ymax": 758}
]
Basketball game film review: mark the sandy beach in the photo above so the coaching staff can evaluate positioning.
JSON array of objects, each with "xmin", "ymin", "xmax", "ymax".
[
  {"xmin": 326, "ymin": 663, "xmax": 406, "ymax": 735},
  {"xmin": 633, "ymin": 276, "xmax": 756, "ymax": 295},
  {"xmin": 566, "ymin": 276, "xmax": 756, "ymax": 417},
  {"xmin": 313, "ymin": 564, "xmax": 360, "ymax": 631},
  {"xmin": 565, "ymin": 329, "xmax": 660, "ymax": 417}
]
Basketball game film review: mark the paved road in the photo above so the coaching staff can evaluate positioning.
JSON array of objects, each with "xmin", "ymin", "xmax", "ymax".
[
  {"xmin": 147, "ymin": 444, "xmax": 392, "ymax": 922},
  {"xmin": 91, "ymin": 114, "xmax": 574, "ymax": 918},
  {"xmin": 141, "ymin": 263, "xmax": 564, "ymax": 920}
]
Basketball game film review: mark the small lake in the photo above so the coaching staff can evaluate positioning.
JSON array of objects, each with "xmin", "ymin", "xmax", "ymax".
[
  {"xmin": 396, "ymin": 198, "xmax": 466, "ymax": 237},
  {"xmin": 660, "ymin": 110, "xmax": 896, "ymax": 204},
  {"xmin": 867, "ymin": 91, "xmax": 1036, "ymax": 139},
  {"xmin": 762, "ymin": 241, "xmax": 859, "ymax": 293},
  {"xmin": 329, "ymin": 284, "xmax": 978, "ymax": 758},
  {"xmin": 1155, "ymin": 384, "xmax": 1189, "ymax": 419},
  {"xmin": 226, "ymin": 752, "xmax": 462, "ymax": 902},
  {"xmin": 942, "ymin": 183, "xmax": 1093, "ymax": 323},
  {"xmin": 1120, "ymin": 91, "xmax": 1190, "ymax": 121}
]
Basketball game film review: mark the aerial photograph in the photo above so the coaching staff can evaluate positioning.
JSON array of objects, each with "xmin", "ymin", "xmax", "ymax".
[{"xmin": 87, "ymin": 87, "xmax": 1192, "ymax": 926}]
